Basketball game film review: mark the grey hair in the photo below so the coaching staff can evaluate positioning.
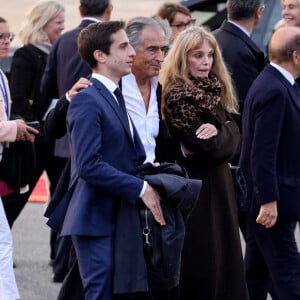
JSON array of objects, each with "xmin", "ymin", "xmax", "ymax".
[
  {"xmin": 227, "ymin": 0, "xmax": 264, "ymax": 21},
  {"xmin": 125, "ymin": 16, "xmax": 171, "ymax": 50}
]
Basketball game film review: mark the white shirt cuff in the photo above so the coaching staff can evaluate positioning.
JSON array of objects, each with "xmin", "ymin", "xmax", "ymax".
[{"xmin": 139, "ymin": 181, "xmax": 148, "ymax": 198}]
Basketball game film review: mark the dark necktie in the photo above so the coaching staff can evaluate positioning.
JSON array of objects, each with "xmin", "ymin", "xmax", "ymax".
[
  {"xmin": 114, "ymin": 88, "xmax": 128, "ymax": 116},
  {"xmin": 293, "ymin": 82, "xmax": 300, "ymax": 98}
]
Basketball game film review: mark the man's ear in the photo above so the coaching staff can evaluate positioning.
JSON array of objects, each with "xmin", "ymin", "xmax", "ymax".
[
  {"xmin": 78, "ymin": 5, "xmax": 83, "ymax": 18},
  {"xmin": 94, "ymin": 49, "xmax": 106, "ymax": 64},
  {"xmin": 103, "ymin": 3, "xmax": 113, "ymax": 21},
  {"xmin": 292, "ymin": 49, "xmax": 300, "ymax": 65},
  {"xmin": 255, "ymin": 4, "xmax": 265, "ymax": 22}
]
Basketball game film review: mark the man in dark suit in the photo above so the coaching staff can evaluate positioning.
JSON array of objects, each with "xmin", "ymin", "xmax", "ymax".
[
  {"xmin": 213, "ymin": 0, "xmax": 265, "ymax": 127},
  {"xmin": 240, "ymin": 26, "xmax": 300, "ymax": 300},
  {"xmin": 58, "ymin": 20, "xmax": 165, "ymax": 300},
  {"xmin": 40, "ymin": 0, "xmax": 112, "ymax": 282}
]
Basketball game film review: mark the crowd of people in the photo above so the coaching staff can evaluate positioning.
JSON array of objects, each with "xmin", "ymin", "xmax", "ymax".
[{"xmin": 1, "ymin": 0, "xmax": 300, "ymax": 299}]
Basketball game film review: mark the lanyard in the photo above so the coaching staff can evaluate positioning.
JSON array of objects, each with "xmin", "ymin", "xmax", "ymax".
[{"xmin": 0, "ymin": 71, "xmax": 9, "ymax": 118}]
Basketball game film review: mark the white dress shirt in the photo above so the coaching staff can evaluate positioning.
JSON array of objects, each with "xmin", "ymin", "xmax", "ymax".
[{"xmin": 122, "ymin": 73, "xmax": 159, "ymax": 163}]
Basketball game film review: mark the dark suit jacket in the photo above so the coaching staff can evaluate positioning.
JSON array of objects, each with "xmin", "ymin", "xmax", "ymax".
[
  {"xmin": 41, "ymin": 19, "xmax": 94, "ymax": 100},
  {"xmin": 214, "ymin": 20, "xmax": 265, "ymax": 115},
  {"xmin": 239, "ymin": 64, "xmax": 300, "ymax": 220},
  {"xmin": 44, "ymin": 82, "xmax": 173, "ymax": 221},
  {"xmin": 55, "ymin": 78, "xmax": 146, "ymax": 236}
]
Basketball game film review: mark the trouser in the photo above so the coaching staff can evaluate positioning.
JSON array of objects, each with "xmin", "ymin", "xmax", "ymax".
[
  {"xmin": 72, "ymin": 235, "xmax": 114, "ymax": 300},
  {"xmin": 245, "ymin": 216, "xmax": 300, "ymax": 300},
  {"xmin": 0, "ymin": 198, "xmax": 19, "ymax": 300}
]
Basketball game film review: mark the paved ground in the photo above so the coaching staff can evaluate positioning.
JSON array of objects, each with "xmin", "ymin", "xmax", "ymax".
[
  {"xmin": 12, "ymin": 203, "xmax": 61, "ymax": 300},
  {"xmin": 11, "ymin": 202, "xmax": 285, "ymax": 300}
]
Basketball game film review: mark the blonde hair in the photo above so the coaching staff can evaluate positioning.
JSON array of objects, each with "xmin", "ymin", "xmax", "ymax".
[
  {"xmin": 160, "ymin": 26, "xmax": 238, "ymax": 114},
  {"xmin": 19, "ymin": 0, "xmax": 64, "ymax": 44}
]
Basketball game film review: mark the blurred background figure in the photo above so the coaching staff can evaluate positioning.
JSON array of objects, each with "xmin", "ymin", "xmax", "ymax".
[
  {"xmin": 3, "ymin": 0, "xmax": 65, "ymax": 233},
  {"xmin": 156, "ymin": 1, "xmax": 194, "ymax": 44},
  {"xmin": 213, "ymin": 0, "xmax": 265, "ymax": 132},
  {"xmin": 281, "ymin": 0, "xmax": 300, "ymax": 27},
  {"xmin": 0, "ymin": 16, "xmax": 39, "ymax": 300}
]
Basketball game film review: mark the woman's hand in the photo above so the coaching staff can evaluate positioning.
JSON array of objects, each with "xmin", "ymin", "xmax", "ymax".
[
  {"xmin": 196, "ymin": 123, "xmax": 217, "ymax": 139},
  {"xmin": 15, "ymin": 119, "xmax": 39, "ymax": 143}
]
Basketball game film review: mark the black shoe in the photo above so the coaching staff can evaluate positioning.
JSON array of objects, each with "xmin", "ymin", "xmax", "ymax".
[
  {"xmin": 51, "ymin": 273, "xmax": 64, "ymax": 283},
  {"xmin": 48, "ymin": 258, "xmax": 54, "ymax": 266}
]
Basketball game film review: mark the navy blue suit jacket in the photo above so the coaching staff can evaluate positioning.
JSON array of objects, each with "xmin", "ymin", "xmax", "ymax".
[
  {"xmin": 240, "ymin": 64, "xmax": 300, "ymax": 220},
  {"xmin": 214, "ymin": 20, "xmax": 265, "ymax": 114},
  {"xmin": 40, "ymin": 19, "xmax": 94, "ymax": 99},
  {"xmin": 59, "ymin": 78, "xmax": 146, "ymax": 236}
]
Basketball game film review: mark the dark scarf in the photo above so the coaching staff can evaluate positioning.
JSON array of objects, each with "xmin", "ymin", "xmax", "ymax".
[
  {"xmin": 187, "ymin": 74, "xmax": 222, "ymax": 114},
  {"xmin": 164, "ymin": 74, "xmax": 223, "ymax": 135}
]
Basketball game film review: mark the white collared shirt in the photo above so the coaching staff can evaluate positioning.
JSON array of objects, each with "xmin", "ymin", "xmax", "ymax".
[
  {"xmin": 82, "ymin": 17, "xmax": 101, "ymax": 23},
  {"xmin": 122, "ymin": 73, "xmax": 160, "ymax": 163},
  {"xmin": 270, "ymin": 62, "xmax": 295, "ymax": 86}
]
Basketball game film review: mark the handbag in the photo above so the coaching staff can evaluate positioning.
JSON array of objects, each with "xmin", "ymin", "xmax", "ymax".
[{"xmin": 230, "ymin": 166, "xmax": 248, "ymax": 211}]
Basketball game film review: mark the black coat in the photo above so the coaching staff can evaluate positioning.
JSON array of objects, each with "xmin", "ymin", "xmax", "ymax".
[
  {"xmin": 113, "ymin": 163, "xmax": 202, "ymax": 294},
  {"xmin": 10, "ymin": 44, "xmax": 48, "ymax": 121}
]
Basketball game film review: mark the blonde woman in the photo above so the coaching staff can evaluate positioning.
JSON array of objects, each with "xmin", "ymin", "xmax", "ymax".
[
  {"xmin": 3, "ymin": 1, "xmax": 64, "ymax": 232},
  {"xmin": 160, "ymin": 26, "xmax": 249, "ymax": 300},
  {"xmin": 11, "ymin": 0, "xmax": 65, "ymax": 121}
]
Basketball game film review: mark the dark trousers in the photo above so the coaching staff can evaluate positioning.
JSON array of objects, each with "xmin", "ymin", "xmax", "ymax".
[
  {"xmin": 52, "ymin": 236, "xmax": 72, "ymax": 281},
  {"xmin": 58, "ymin": 245, "xmax": 84, "ymax": 300},
  {"xmin": 72, "ymin": 235, "xmax": 114, "ymax": 300},
  {"xmin": 245, "ymin": 216, "xmax": 300, "ymax": 300},
  {"xmin": 58, "ymin": 242, "xmax": 177, "ymax": 300}
]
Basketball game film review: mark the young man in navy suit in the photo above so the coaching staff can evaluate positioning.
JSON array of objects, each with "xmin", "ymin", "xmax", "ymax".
[
  {"xmin": 40, "ymin": 0, "xmax": 113, "ymax": 282},
  {"xmin": 240, "ymin": 26, "xmax": 300, "ymax": 300},
  {"xmin": 60, "ymin": 21, "xmax": 165, "ymax": 300}
]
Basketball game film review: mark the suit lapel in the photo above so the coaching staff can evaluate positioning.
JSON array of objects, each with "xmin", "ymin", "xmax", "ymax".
[{"xmin": 91, "ymin": 78, "xmax": 134, "ymax": 143}]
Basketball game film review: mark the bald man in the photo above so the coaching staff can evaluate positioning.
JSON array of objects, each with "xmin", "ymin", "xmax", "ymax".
[{"xmin": 240, "ymin": 26, "xmax": 300, "ymax": 300}]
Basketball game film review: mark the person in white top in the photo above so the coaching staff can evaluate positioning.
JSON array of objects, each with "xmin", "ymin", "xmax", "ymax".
[
  {"xmin": 0, "ymin": 16, "xmax": 38, "ymax": 300},
  {"xmin": 123, "ymin": 17, "xmax": 171, "ymax": 164}
]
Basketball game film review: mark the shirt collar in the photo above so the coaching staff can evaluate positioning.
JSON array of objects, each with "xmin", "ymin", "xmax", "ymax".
[
  {"xmin": 270, "ymin": 62, "xmax": 295, "ymax": 85},
  {"xmin": 82, "ymin": 17, "xmax": 101, "ymax": 23},
  {"xmin": 124, "ymin": 73, "xmax": 159, "ymax": 89},
  {"xmin": 227, "ymin": 20, "xmax": 251, "ymax": 37},
  {"xmin": 92, "ymin": 73, "xmax": 119, "ymax": 94}
]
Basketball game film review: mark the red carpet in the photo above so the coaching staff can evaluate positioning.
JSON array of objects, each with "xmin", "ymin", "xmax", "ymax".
[{"xmin": 28, "ymin": 174, "xmax": 49, "ymax": 203}]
